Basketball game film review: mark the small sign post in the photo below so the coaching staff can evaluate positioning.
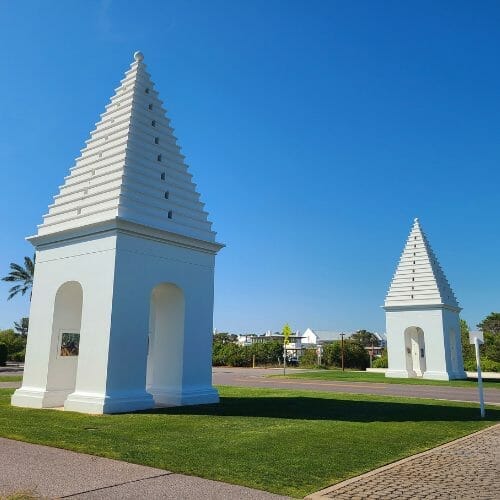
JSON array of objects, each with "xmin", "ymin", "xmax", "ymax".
[
  {"xmin": 282, "ymin": 324, "xmax": 292, "ymax": 376},
  {"xmin": 469, "ymin": 331, "xmax": 485, "ymax": 418}
]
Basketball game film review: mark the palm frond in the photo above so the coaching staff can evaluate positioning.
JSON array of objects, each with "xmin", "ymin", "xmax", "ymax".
[
  {"xmin": 2, "ymin": 255, "xmax": 35, "ymax": 300},
  {"xmin": 25, "ymin": 255, "xmax": 35, "ymax": 277},
  {"xmin": 7, "ymin": 285, "xmax": 23, "ymax": 300}
]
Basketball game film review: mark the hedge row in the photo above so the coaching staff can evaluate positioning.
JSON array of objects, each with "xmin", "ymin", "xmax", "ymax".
[
  {"xmin": 299, "ymin": 341, "xmax": 370, "ymax": 370},
  {"xmin": 213, "ymin": 340, "xmax": 283, "ymax": 367},
  {"xmin": 0, "ymin": 329, "xmax": 26, "ymax": 362}
]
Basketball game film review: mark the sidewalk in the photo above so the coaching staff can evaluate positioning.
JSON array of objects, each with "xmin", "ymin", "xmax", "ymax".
[
  {"xmin": 307, "ymin": 423, "xmax": 500, "ymax": 500},
  {"xmin": 0, "ymin": 424, "xmax": 498, "ymax": 499},
  {"xmin": 0, "ymin": 438, "xmax": 288, "ymax": 499}
]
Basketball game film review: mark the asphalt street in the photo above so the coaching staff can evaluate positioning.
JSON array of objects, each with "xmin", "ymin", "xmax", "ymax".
[
  {"xmin": 2, "ymin": 366, "xmax": 498, "ymax": 405},
  {"xmin": 212, "ymin": 367, "xmax": 500, "ymax": 405}
]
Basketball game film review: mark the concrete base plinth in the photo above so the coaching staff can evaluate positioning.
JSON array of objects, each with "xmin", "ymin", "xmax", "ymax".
[
  {"xmin": 11, "ymin": 387, "xmax": 72, "ymax": 409},
  {"xmin": 64, "ymin": 391, "xmax": 155, "ymax": 414},
  {"xmin": 149, "ymin": 386, "xmax": 219, "ymax": 407},
  {"xmin": 385, "ymin": 370, "xmax": 413, "ymax": 379},
  {"xmin": 423, "ymin": 370, "xmax": 467, "ymax": 381}
]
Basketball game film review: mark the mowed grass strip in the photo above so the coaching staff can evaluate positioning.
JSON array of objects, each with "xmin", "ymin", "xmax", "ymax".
[
  {"xmin": 278, "ymin": 369, "xmax": 500, "ymax": 388},
  {"xmin": 0, "ymin": 387, "xmax": 498, "ymax": 498},
  {"xmin": 0, "ymin": 375, "xmax": 23, "ymax": 382}
]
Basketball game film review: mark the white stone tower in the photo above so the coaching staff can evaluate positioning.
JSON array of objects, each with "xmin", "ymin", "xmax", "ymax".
[
  {"xmin": 383, "ymin": 218, "xmax": 466, "ymax": 380},
  {"xmin": 12, "ymin": 51, "xmax": 223, "ymax": 413}
]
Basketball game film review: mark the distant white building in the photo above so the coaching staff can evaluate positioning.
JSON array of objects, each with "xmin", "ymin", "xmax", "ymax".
[
  {"xmin": 236, "ymin": 334, "xmax": 256, "ymax": 346},
  {"xmin": 383, "ymin": 218, "xmax": 466, "ymax": 380},
  {"xmin": 302, "ymin": 329, "xmax": 348, "ymax": 345}
]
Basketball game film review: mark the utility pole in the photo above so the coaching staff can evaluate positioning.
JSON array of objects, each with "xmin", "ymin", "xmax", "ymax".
[
  {"xmin": 340, "ymin": 333, "xmax": 345, "ymax": 371},
  {"xmin": 370, "ymin": 340, "xmax": 374, "ymax": 368}
]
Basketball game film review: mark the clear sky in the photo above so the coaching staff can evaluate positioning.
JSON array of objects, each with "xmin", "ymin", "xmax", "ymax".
[{"xmin": 0, "ymin": 0, "xmax": 499, "ymax": 334}]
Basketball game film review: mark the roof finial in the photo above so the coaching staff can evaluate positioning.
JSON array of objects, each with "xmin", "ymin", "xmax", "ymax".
[
  {"xmin": 134, "ymin": 51, "xmax": 144, "ymax": 62},
  {"xmin": 414, "ymin": 217, "xmax": 419, "ymax": 224}
]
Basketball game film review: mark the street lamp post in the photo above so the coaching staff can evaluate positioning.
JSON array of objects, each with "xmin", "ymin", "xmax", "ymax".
[
  {"xmin": 282, "ymin": 324, "xmax": 291, "ymax": 376},
  {"xmin": 340, "ymin": 333, "xmax": 345, "ymax": 371},
  {"xmin": 283, "ymin": 342, "xmax": 287, "ymax": 376}
]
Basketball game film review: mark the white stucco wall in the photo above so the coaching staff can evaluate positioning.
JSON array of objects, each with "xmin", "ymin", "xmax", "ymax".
[
  {"xmin": 385, "ymin": 307, "xmax": 466, "ymax": 380},
  {"xmin": 12, "ymin": 233, "xmax": 117, "ymax": 409},
  {"xmin": 12, "ymin": 223, "xmax": 219, "ymax": 414}
]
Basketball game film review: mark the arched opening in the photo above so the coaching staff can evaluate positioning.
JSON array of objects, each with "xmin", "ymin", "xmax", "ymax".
[
  {"xmin": 404, "ymin": 326, "xmax": 426, "ymax": 377},
  {"xmin": 46, "ymin": 281, "xmax": 83, "ymax": 406},
  {"xmin": 146, "ymin": 283, "xmax": 185, "ymax": 405}
]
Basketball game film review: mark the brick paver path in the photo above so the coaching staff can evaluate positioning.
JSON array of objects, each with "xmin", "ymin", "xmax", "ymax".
[{"xmin": 309, "ymin": 424, "xmax": 500, "ymax": 500}]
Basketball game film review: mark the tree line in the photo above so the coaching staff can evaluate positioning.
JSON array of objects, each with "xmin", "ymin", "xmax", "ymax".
[
  {"xmin": 212, "ymin": 332, "xmax": 372, "ymax": 369},
  {"xmin": 1, "ymin": 255, "xmax": 499, "ymax": 372},
  {"xmin": 461, "ymin": 314, "xmax": 500, "ymax": 372}
]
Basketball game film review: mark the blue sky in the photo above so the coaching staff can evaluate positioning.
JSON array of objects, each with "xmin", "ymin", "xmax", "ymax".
[{"xmin": 0, "ymin": 0, "xmax": 499, "ymax": 334}]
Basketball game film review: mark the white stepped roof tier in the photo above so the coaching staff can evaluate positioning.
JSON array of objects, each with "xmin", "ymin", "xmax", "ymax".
[
  {"xmin": 36, "ymin": 51, "xmax": 219, "ymax": 245},
  {"xmin": 384, "ymin": 218, "xmax": 460, "ymax": 310}
]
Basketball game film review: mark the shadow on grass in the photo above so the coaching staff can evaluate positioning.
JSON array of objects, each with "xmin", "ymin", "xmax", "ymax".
[{"xmin": 138, "ymin": 396, "xmax": 500, "ymax": 423}]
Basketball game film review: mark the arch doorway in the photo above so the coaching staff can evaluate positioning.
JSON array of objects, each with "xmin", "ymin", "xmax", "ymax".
[
  {"xmin": 146, "ymin": 283, "xmax": 185, "ymax": 405},
  {"xmin": 404, "ymin": 326, "xmax": 426, "ymax": 377},
  {"xmin": 46, "ymin": 281, "xmax": 83, "ymax": 405}
]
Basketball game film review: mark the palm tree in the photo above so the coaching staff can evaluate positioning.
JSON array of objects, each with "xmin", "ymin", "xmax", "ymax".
[
  {"xmin": 14, "ymin": 317, "xmax": 29, "ymax": 336},
  {"xmin": 2, "ymin": 255, "xmax": 35, "ymax": 300}
]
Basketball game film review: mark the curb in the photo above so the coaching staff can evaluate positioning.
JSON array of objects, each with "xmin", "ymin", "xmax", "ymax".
[{"xmin": 305, "ymin": 422, "xmax": 500, "ymax": 499}]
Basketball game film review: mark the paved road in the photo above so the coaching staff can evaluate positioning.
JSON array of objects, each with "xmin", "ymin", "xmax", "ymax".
[
  {"xmin": 307, "ymin": 423, "xmax": 500, "ymax": 500},
  {"xmin": 0, "ymin": 438, "xmax": 288, "ymax": 499},
  {"xmin": 212, "ymin": 367, "xmax": 500, "ymax": 405},
  {"xmin": 3, "ymin": 367, "xmax": 498, "ymax": 404}
]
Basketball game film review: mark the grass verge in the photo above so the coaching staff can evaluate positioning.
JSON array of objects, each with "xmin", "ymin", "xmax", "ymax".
[
  {"xmin": 277, "ymin": 369, "xmax": 500, "ymax": 388},
  {"xmin": 0, "ymin": 375, "xmax": 23, "ymax": 382},
  {"xmin": 0, "ymin": 386, "xmax": 498, "ymax": 497}
]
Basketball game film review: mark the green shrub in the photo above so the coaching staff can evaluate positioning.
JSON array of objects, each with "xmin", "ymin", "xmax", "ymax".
[
  {"xmin": 0, "ymin": 329, "xmax": 26, "ymax": 359},
  {"xmin": 0, "ymin": 343, "xmax": 7, "ymax": 366},
  {"xmin": 212, "ymin": 342, "xmax": 252, "ymax": 367},
  {"xmin": 249, "ymin": 341, "xmax": 282, "ymax": 366},
  {"xmin": 10, "ymin": 349, "xmax": 26, "ymax": 363},
  {"xmin": 373, "ymin": 353, "xmax": 388, "ymax": 368},
  {"xmin": 299, "ymin": 348, "xmax": 319, "ymax": 367},
  {"xmin": 464, "ymin": 357, "xmax": 500, "ymax": 373},
  {"xmin": 322, "ymin": 340, "xmax": 370, "ymax": 370},
  {"xmin": 460, "ymin": 319, "xmax": 500, "ymax": 365},
  {"xmin": 213, "ymin": 340, "xmax": 283, "ymax": 367},
  {"xmin": 481, "ymin": 358, "xmax": 500, "ymax": 372},
  {"xmin": 483, "ymin": 332, "xmax": 500, "ymax": 363}
]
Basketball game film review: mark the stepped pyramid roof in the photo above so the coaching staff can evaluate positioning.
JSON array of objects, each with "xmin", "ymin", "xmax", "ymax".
[
  {"xmin": 384, "ymin": 218, "xmax": 460, "ymax": 310},
  {"xmin": 35, "ymin": 51, "xmax": 220, "ymax": 247}
]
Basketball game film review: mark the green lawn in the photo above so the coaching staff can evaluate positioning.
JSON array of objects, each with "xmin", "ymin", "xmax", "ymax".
[
  {"xmin": 0, "ymin": 387, "xmax": 498, "ymax": 498},
  {"xmin": 278, "ymin": 369, "xmax": 500, "ymax": 388},
  {"xmin": 0, "ymin": 375, "xmax": 22, "ymax": 382}
]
